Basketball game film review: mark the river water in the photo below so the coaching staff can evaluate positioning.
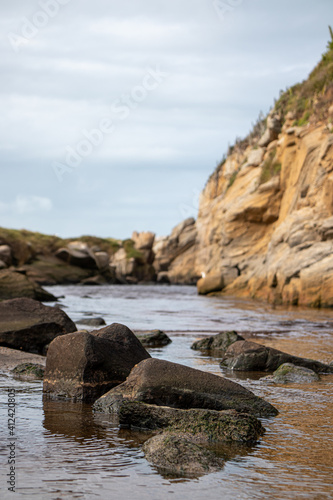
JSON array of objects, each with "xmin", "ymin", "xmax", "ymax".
[{"xmin": 1, "ymin": 284, "xmax": 333, "ymax": 499}]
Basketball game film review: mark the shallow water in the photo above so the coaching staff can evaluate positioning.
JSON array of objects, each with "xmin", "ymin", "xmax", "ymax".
[{"xmin": 1, "ymin": 285, "xmax": 333, "ymax": 499}]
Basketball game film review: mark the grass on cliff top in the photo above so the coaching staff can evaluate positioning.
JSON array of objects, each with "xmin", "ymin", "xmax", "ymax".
[
  {"xmin": 274, "ymin": 29, "xmax": 333, "ymax": 123},
  {"xmin": 0, "ymin": 227, "xmax": 121, "ymax": 256},
  {"xmin": 122, "ymin": 239, "xmax": 144, "ymax": 261}
]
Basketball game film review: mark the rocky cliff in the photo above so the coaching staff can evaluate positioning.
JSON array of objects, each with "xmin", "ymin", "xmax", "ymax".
[{"xmin": 159, "ymin": 35, "xmax": 333, "ymax": 307}]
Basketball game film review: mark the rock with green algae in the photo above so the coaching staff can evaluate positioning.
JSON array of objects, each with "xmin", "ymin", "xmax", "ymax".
[
  {"xmin": 142, "ymin": 432, "xmax": 225, "ymax": 477},
  {"xmin": 135, "ymin": 330, "xmax": 172, "ymax": 347},
  {"xmin": 12, "ymin": 362, "xmax": 45, "ymax": 380},
  {"xmin": 118, "ymin": 401, "xmax": 265, "ymax": 444},
  {"xmin": 191, "ymin": 331, "xmax": 244, "ymax": 352},
  {"xmin": 272, "ymin": 363, "xmax": 320, "ymax": 383}
]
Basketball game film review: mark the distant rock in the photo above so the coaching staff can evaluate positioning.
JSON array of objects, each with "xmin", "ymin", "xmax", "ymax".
[
  {"xmin": 272, "ymin": 363, "xmax": 320, "ymax": 383},
  {"xmin": 43, "ymin": 323, "xmax": 151, "ymax": 401},
  {"xmin": 197, "ymin": 274, "xmax": 224, "ymax": 295},
  {"xmin": 142, "ymin": 432, "xmax": 224, "ymax": 477},
  {"xmin": 135, "ymin": 330, "xmax": 172, "ymax": 347},
  {"xmin": 0, "ymin": 298, "xmax": 76, "ymax": 354},
  {"xmin": 55, "ymin": 247, "xmax": 98, "ymax": 269},
  {"xmin": 0, "ymin": 269, "xmax": 56, "ymax": 302},
  {"xmin": 77, "ymin": 317, "xmax": 106, "ymax": 327},
  {"xmin": 220, "ymin": 340, "xmax": 333, "ymax": 373},
  {"xmin": 0, "ymin": 245, "xmax": 12, "ymax": 267},
  {"xmin": 191, "ymin": 331, "xmax": 244, "ymax": 352},
  {"xmin": 12, "ymin": 362, "xmax": 45, "ymax": 380},
  {"xmin": 93, "ymin": 358, "xmax": 278, "ymax": 417}
]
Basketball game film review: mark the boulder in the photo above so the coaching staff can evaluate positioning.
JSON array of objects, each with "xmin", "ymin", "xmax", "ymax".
[
  {"xmin": 220, "ymin": 340, "xmax": 333, "ymax": 373},
  {"xmin": 77, "ymin": 317, "xmax": 106, "ymax": 327},
  {"xmin": 12, "ymin": 362, "xmax": 45, "ymax": 380},
  {"xmin": 135, "ymin": 330, "xmax": 172, "ymax": 347},
  {"xmin": 0, "ymin": 245, "xmax": 12, "ymax": 267},
  {"xmin": 93, "ymin": 358, "xmax": 278, "ymax": 417},
  {"xmin": 191, "ymin": 331, "xmax": 244, "ymax": 352},
  {"xmin": 0, "ymin": 298, "xmax": 76, "ymax": 354},
  {"xmin": 55, "ymin": 247, "xmax": 98, "ymax": 269},
  {"xmin": 247, "ymin": 148, "xmax": 264, "ymax": 167},
  {"xmin": 131, "ymin": 231, "xmax": 155, "ymax": 251},
  {"xmin": 0, "ymin": 269, "xmax": 56, "ymax": 302},
  {"xmin": 118, "ymin": 401, "xmax": 265, "ymax": 444},
  {"xmin": 43, "ymin": 323, "xmax": 151, "ymax": 401},
  {"xmin": 197, "ymin": 274, "xmax": 224, "ymax": 295},
  {"xmin": 272, "ymin": 363, "xmax": 320, "ymax": 383},
  {"xmin": 142, "ymin": 432, "xmax": 224, "ymax": 477}
]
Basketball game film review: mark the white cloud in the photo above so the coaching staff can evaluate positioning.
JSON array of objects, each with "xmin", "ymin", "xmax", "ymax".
[{"xmin": 0, "ymin": 195, "xmax": 53, "ymax": 214}]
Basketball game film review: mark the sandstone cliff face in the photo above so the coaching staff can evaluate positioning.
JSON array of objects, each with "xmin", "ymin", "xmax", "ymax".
[{"xmin": 195, "ymin": 120, "xmax": 333, "ymax": 306}]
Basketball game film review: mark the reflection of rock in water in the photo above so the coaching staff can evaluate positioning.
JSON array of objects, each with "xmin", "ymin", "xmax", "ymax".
[{"xmin": 43, "ymin": 397, "xmax": 118, "ymax": 441}]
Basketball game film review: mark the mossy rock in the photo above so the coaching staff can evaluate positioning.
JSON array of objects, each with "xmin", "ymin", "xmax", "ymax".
[
  {"xmin": 135, "ymin": 330, "xmax": 172, "ymax": 347},
  {"xmin": 12, "ymin": 363, "xmax": 45, "ymax": 380},
  {"xmin": 191, "ymin": 331, "xmax": 244, "ymax": 352},
  {"xmin": 273, "ymin": 363, "xmax": 320, "ymax": 383}
]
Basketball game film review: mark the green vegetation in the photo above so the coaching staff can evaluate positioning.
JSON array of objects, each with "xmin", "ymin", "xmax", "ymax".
[
  {"xmin": 122, "ymin": 239, "xmax": 144, "ymax": 261},
  {"xmin": 227, "ymin": 170, "xmax": 239, "ymax": 189},
  {"xmin": 274, "ymin": 27, "xmax": 333, "ymax": 123},
  {"xmin": 259, "ymin": 149, "xmax": 281, "ymax": 185}
]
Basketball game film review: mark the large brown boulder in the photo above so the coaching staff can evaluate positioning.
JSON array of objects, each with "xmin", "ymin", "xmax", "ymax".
[
  {"xmin": 43, "ymin": 323, "xmax": 151, "ymax": 401},
  {"xmin": 0, "ymin": 269, "xmax": 56, "ymax": 301},
  {"xmin": 93, "ymin": 358, "xmax": 278, "ymax": 417},
  {"xmin": 0, "ymin": 298, "xmax": 76, "ymax": 354},
  {"xmin": 220, "ymin": 340, "xmax": 333, "ymax": 373},
  {"xmin": 118, "ymin": 401, "xmax": 265, "ymax": 444}
]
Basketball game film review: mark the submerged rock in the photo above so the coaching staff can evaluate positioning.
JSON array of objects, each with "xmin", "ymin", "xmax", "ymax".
[
  {"xmin": 135, "ymin": 330, "xmax": 172, "ymax": 347},
  {"xmin": 0, "ymin": 297, "xmax": 76, "ymax": 354},
  {"xmin": 142, "ymin": 432, "xmax": 224, "ymax": 477},
  {"xmin": 93, "ymin": 358, "xmax": 278, "ymax": 417},
  {"xmin": 43, "ymin": 323, "xmax": 151, "ymax": 401},
  {"xmin": 220, "ymin": 340, "xmax": 333, "ymax": 373},
  {"xmin": 272, "ymin": 363, "xmax": 320, "ymax": 383},
  {"xmin": 191, "ymin": 331, "xmax": 244, "ymax": 352},
  {"xmin": 118, "ymin": 401, "xmax": 265, "ymax": 444},
  {"xmin": 12, "ymin": 362, "xmax": 45, "ymax": 380}
]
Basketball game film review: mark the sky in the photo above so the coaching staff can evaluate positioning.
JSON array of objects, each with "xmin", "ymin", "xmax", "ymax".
[{"xmin": 0, "ymin": 0, "xmax": 332, "ymax": 240}]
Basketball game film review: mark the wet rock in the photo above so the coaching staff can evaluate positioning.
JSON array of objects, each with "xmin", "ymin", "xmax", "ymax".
[
  {"xmin": 93, "ymin": 358, "xmax": 278, "ymax": 417},
  {"xmin": 272, "ymin": 363, "xmax": 320, "ymax": 383},
  {"xmin": 0, "ymin": 269, "xmax": 56, "ymax": 302},
  {"xmin": 12, "ymin": 362, "xmax": 45, "ymax": 380},
  {"xmin": 191, "ymin": 331, "xmax": 244, "ymax": 352},
  {"xmin": 0, "ymin": 298, "xmax": 76, "ymax": 354},
  {"xmin": 197, "ymin": 274, "xmax": 224, "ymax": 295},
  {"xmin": 118, "ymin": 401, "xmax": 265, "ymax": 444},
  {"xmin": 77, "ymin": 317, "xmax": 106, "ymax": 327},
  {"xmin": 135, "ymin": 330, "xmax": 172, "ymax": 347},
  {"xmin": 43, "ymin": 323, "xmax": 151, "ymax": 401},
  {"xmin": 142, "ymin": 432, "xmax": 224, "ymax": 477},
  {"xmin": 220, "ymin": 340, "xmax": 333, "ymax": 373}
]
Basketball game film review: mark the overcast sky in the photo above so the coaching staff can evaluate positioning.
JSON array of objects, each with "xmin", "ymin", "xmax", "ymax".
[{"xmin": 0, "ymin": 0, "xmax": 332, "ymax": 239}]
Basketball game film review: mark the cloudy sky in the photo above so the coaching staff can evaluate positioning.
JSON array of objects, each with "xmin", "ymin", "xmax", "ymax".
[{"xmin": 1, "ymin": 0, "xmax": 332, "ymax": 239}]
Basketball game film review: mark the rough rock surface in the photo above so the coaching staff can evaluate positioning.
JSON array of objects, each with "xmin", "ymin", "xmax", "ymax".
[
  {"xmin": 0, "ymin": 298, "xmax": 76, "ymax": 354},
  {"xmin": 77, "ymin": 317, "xmax": 106, "ymax": 327},
  {"xmin": 12, "ymin": 362, "xmax": 45, "ymax": 380},
  {"xmin": 118, "ymin": 401, "xmax": 265, "ymax": 444},
  {"xmin": 191, "ymin": 331, "xmax": 244, "ymax": 352},
  {"xmin": 93, "ymin": 358, "xmax": 278, "ymax": 417},
  {"xmin": 43, "ymin": 323, "xmax": 151, "ymax": 401},
  {"xmin": 272, "ymin": 362, "xmax": 320, "ymax": 383},
  {"xmin": 142, "ymin": 431, "xmax": 224, "ymax": 477},
  {"xmin": 220, "ymin": 340, "xmax": 333, "ymax": 373},
  {"xmin": 0, "ymin": 269, "xmax": 56, "ymax": 301}
]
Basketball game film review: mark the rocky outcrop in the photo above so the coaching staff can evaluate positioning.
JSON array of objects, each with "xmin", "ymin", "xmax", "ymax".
[
  {"xmin": 93, "ymin": 358, "xmax": 278, "ymax": 417},
  {"xmin": 220, "ymin": 340, "xmax": 333, "ymax": 373},
  {"xmin": 191, "ymin": 331, "xmax": 244, "ymax": 352},
  {"xmin": 0, "ymin": 269, "xmax": 57, "ymax": 302},
  {"xmin": 153, "ymin": 218, "xmax": 198, "ymax": 284},
  {"xmin": 0, "ymin": 298, "xmax": 76, "ymax": 354},
  {"xmin": 43, "ymin": 323, "xmax": 151, "ymax": 401},
  {"xmin": 118, "ymin": 401, "xmax": 265, "ymax": 444}
]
